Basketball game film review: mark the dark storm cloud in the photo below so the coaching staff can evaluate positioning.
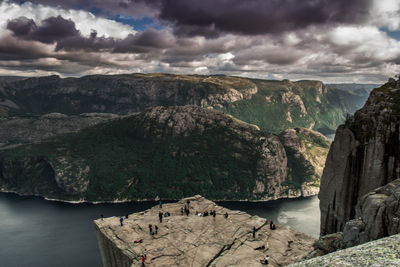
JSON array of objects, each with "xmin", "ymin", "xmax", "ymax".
[
  {"xmin": 158, "ymin": 0, "xmax": 373, "ymax": 36},
  {"xmin": 7, "ymin": 16, "xmax": 79, "ymax": 44},
  {"xmin": 55, "ymin": 31, "xmax": 116, "ymax": 51},
  {"xmin": 15, "ymin": 0, "xmax": 372, "ymax": 37},
  {"xmin": 113, "ymin": 28, "xmax": 174, "ymax": 53},
  {"xmin": 7, "ymin": 16, "xmax": 174, "ymax": 54},
  {"xmin": 0, "ymin": 36, "xmax": 49, "ymax": 60}
]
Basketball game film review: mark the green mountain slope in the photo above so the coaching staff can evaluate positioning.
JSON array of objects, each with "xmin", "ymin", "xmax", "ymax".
[
  {"xmin": 0, "ymin": 74, "xmax": 375, "ymax": 135},
  {"xmin": 0, "ymin": 106, "xmax": 329, "ymax": 202}
]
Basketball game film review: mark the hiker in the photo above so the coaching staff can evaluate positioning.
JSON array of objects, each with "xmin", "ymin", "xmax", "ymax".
[
  {"xmin": 159, "ymin": 200, "xmax": 162, "ymax": 209},
  {"xmin": 144, "ymin": 249, "xmax": 147, "ymax": 259},
  {"xmin": 159, "ymin": 211, "xmax": 163, "ymax": 223},
  {"xmin": 181, "ymin": 207, "xmax": 184, "ymax": 215},
  {"xmin": 185, "ymin": 206, "xmax": 189, "ymax": 216},
  {"xmin": 270, "ymin": 219, "xmax": 273, "ymax": 229},
  {"xmin": 271, "ymin": 223, "xmax": 276, "ymax": 230},
  {"xmin": 125, "ymin": 214, "xmax": 129, "ymax": 219},
  {"xmin": 141, "ymin": 254, "xmax": 146, "ymax": 266},
  {"xmin": 186, "ymin": 200, "xmax": 190, "ymax": 209},
  {"xmin": 100, "ymin": 214, "xmax": 104, "ymax": 221},
  {"xmin": 155, "ymin": 225, "xmax": 158, "ymax": 235},
  {"xmin": 203, "ymin": 211, "xmax": 208, "ymax": 217},
  {"xmin": 224, "ymin": 212, "xmax": 228, "ymax": 219},
  {"xmin": 213, "ymin": 210, "xmax": 216, "ymax": 219},
  {"xmin": 252, "ymin": 226, "xmax": 256, "ymax": 238},
  {"xmin": 120, "ymin": 217, "xmax": 124, "ymax": 226},
  {"xmin": 149, "ymin": 224, "xmax": 153, "ymax": 235},
  {"xmin": 164, "ymin": 211, "xmax": 170, "ymax": 217}
]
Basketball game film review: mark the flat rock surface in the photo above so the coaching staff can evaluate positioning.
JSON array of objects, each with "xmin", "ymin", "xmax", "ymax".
[{"xmin": 94, "ymin": 195, "xmax": 315, "ymax": 267}]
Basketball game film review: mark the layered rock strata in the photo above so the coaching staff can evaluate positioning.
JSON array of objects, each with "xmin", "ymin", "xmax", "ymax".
[{"xmin": 94, "ymin": 195, "xmax": 315, "ymax": 267}]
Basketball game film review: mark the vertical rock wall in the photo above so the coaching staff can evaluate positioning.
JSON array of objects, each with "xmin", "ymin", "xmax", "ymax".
[{"xmin": 319, "ymin": 80, "xmax": 400, "ymax": 236}]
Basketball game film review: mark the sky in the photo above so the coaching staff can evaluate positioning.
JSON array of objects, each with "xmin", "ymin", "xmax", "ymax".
[{"xmin": 0, "ymin": 0, "xmax": 399, "ymax": 83}]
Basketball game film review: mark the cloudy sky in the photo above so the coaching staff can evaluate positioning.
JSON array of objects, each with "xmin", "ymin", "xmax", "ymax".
[{"xmin": 0, "ymin": 0, "xmax": 399, "ymax": 83}]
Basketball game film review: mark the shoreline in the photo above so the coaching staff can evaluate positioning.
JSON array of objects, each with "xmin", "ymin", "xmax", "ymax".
[{"xmin": 0, "ymin": 187, "xmax": 319, "ymax": 205}]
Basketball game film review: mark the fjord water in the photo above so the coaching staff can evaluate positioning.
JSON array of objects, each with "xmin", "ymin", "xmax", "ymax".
[{"xmin": 0, "ymin": 193, "xmax": 319, "ymax": 267}]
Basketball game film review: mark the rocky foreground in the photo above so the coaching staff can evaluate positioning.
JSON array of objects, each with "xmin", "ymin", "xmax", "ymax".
[
  {"xmin": 94, "ymin": 195, "xmax": 315, "ymax": 267},
  {"xmin": 289, "ymin": 233, "xmax": 400, "ymax": 267}
]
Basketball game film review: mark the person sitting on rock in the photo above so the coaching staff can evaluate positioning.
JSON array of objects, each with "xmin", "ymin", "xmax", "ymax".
[
  {"xmin": 255, "ymin": 245, "xmax": 265, "ymax": 250},
  {"xmin": 260, "ymin": 255, "xmax": 269, "ymax": 264},
  {"xmin": 203, "ymin": 211, "xmax": 208, "ymax": 217}
]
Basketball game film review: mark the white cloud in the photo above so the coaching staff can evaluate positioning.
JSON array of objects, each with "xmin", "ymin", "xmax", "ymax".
[
  {"xmin": 370, "ymin": 0, "xmax": 400, "ymax": 31},
  {"xmin": 0, "ymin": 1, "xmax": 135, "ymax": 38}
]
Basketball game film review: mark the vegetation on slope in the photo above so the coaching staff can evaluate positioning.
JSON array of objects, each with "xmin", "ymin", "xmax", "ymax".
[{"xmin": 0, "ymin": 107, "xmax": 277, "ymax": 201}]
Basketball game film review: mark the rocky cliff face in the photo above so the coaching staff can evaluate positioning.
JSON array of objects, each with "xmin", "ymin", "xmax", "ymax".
[
  {"xmin": 1, "ymin": 74, "xmax": 257, "ymax": 115},
  {"xmin": 279, "ymin": 128, "xmax": 330, "ymax": 196},
  {"xmin": 0, "ymin": 113, "xmax": 120, "ymax": 149},
  {"xmin": 319, "ymin": 79, "xmax": 400, "ymax": 239},
  {"xmin": 0, "ymin": 73, "xmax": 372, "ymax": 135},
  {"xmin": 342, "ymin": 179, "xmax": 400, "ymax": 248},
  {"xmin": 0, "ymin": 106, "xmax": 326, "ymax": 202},
  {"xmin": 94, "ymin": 195, "xmax": 315, "ymax": 267}
]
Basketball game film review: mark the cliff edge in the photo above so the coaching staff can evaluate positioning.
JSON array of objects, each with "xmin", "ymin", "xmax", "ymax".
[
  {"xmin": 94, "ymin": 195, "xmax": 315, "ymax": 267},
  {"xmin": 319, "ymin": 78, "xmax": 400, "ymax": 242}
]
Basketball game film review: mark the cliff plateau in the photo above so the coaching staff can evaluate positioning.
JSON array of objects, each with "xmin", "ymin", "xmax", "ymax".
[{"xmin": 94, "ymin": 195, "xmax": 315, "ymax": 267}]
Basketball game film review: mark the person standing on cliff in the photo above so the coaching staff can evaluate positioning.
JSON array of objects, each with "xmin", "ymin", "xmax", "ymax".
[
  {"xmin": 120, "ymin": 217, "xmax": 124, "ymax": 226},
  {"xmin": 141, "ymin": 254, "xmax": 146, "ymax": 266},
  {"xmin": 159, "ymin": 211, "xmax": 163, "ymax": 223},
  {"xmin": 252, "ymin": 226, "xmax": 256, "ymax": 238},
  {"xmin": 159, "ymin": 200, "xmax": 162, "ymax": 209}
]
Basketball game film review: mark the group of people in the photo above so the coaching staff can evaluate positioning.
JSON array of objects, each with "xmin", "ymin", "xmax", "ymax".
[
  {"xmin": 194, "ymin": 210, "xmax": 217, "ymax": 218},
  {"xmin": 148, "ymin": 224, "xmax": 159, "ymax": 235}
]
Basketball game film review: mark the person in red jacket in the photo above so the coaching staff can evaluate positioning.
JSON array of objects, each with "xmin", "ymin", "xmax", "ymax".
[{"xmin": 141, "ymin": 254, "xmax": 146, "ymax": 266}]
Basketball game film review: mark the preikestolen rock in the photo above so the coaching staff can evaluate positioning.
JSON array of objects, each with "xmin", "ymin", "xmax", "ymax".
[{"xmin": 94, "ymin": 195, "xmax": 315, "ymax": 267}]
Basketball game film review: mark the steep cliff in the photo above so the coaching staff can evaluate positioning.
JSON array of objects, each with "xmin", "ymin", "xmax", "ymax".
[
  {"xmin": 0, "ymin": 74, "xmax": 372, "ymax": 135},
  {"xmin": 319, "ymin": 78, "xmax": 400, "ymax": 237},
  {"xmin": 279, "ymin": 128, "xmax": 330, "ymax": 195},
  {"xmin": 0, "ymin": 106, "xmax": 326, "ymax": 202},
  {"xmin": 94, "ymin": 195, "xmax": 315, "ymax": 267}
]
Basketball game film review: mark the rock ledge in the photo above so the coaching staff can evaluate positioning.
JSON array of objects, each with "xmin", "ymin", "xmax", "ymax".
[{"xmin": 94, "ymin": 195, "xmax": 315, "ymax": 267}]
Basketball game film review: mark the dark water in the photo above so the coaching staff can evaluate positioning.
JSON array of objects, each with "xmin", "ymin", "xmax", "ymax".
[{"xmin": 0, "ymin": 193, "xmax": 319, "ymax": 267}]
